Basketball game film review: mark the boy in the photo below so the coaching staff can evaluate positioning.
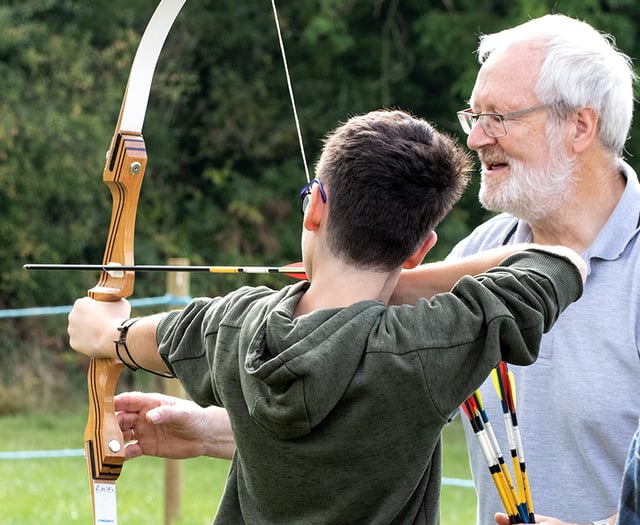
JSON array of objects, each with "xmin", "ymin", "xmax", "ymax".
[{"xmin": 69, "ymin": 109, "xmax": 586, "ymax": 524}]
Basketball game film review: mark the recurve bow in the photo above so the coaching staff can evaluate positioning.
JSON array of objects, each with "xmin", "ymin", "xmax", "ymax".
[{"xmin": 83, "ymin": 2, "xmax": 187, "ymax": 523}]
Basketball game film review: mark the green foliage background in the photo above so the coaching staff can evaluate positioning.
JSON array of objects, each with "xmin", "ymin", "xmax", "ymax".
[{"xmin": 0, "ymin": 0, "xmax": 639, "ymax": 410}]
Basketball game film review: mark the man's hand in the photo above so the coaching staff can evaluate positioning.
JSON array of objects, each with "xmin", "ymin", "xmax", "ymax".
[
  {"xmin": 495, "ymin": 512, "xmax": 572, "ymax": 524},
  {"xmin": 495, "ymin": 512, "xmax": 608, "ymax": 524},
  {"xmin": 115, "ymin": 392, "xmax": 236, "ymax": 461}
]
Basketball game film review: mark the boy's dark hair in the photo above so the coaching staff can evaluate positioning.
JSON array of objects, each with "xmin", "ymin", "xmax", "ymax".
[{"xmin": 316, "ymin": 109, "xmax": 471, "ymax": 270}]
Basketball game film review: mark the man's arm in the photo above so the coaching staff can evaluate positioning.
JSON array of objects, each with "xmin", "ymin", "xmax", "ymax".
[{"xmin": 115, "ymin": 392, "xmax": 236, "ymax": 461}]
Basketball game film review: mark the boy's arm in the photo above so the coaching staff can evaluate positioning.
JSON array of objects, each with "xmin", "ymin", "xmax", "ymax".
[
  {"xmin": 391, "ymin": 244, "xmax": 532, "ymax": 305},
  {"xmin": 68, "ymin": 297, "xmax": 170, "ymax": 375}
]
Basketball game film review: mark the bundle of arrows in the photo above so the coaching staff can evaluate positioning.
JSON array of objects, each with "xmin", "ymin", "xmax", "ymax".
[{"xmin": 461, "ymin": 361, "xmax": 535, "ymax": 524}]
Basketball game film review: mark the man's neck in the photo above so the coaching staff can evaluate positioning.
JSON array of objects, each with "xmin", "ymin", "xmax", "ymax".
[{"xmin": 530, "ymin": 161, "xmax": 626, "ymax": 252}]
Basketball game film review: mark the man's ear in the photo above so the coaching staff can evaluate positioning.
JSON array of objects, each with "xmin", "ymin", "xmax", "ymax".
[
  {"xmin": 403, "ymin": 231, "xmax": 437, "ymax": 269},
  {"xmin": 571, "ymin": 107, "xmax": 598, "ymax": 153}
]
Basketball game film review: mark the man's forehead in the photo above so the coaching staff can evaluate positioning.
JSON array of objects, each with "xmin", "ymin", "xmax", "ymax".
[{"xmin": 470, "ymin": 42, "xmax": 544, "ymax": 108}]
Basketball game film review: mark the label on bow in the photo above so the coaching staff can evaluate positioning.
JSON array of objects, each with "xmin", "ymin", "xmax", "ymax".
[{"xmin": 93, "ymin": 482, "xmax": 118, "ymax": 524}]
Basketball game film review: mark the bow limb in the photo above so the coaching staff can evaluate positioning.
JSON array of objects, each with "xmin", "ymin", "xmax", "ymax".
[{"xmin": 83, "ymin": 2, "xmax": 187, "ymax": 523}]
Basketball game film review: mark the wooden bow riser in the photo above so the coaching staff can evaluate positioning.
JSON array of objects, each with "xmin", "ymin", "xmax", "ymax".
[
  {"xmin": 89, "ymin": 132, "xmax": 147, "ymax": 302},
  {"xmin": 84, "ymin": 131, "xmax": 148, "ymax": 489}
]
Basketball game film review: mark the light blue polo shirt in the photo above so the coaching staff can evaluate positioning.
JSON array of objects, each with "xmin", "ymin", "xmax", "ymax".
[{"xmin": 451, "ymin": 161, "xmax": 640, "ymax": 523}]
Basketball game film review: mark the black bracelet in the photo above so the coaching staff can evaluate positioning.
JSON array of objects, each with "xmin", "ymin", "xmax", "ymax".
[
  {"xmin": 113, "ymin": 318, "xmax": 174, "ymax": 378},
  {"xmin": 114, "ymin": 318, "xmax": 141, "ymax": 371}
]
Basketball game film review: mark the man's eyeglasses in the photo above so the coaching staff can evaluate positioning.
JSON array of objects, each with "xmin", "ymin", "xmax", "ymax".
[
  {"xmin": 299, "ymin": 178, "xmax": 327, "ymax": 215},
  {"xmin": 456, "ymin": 104, "xmax": 555, "ymax": 138}
]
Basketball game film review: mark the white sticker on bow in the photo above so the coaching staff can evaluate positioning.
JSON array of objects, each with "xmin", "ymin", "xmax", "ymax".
[{"xmin": 93, "ymin": 482, "xmax": 117, "ymax": 525}]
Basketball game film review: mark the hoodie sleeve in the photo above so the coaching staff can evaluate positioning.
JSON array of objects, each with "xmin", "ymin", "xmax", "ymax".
[
  {"xmin": 411, "ymin": 248, "xmax": 583, "ymax": 418},
  {"xmin": 485, "ymin": 248, "xmax": 583, "ymax": 328},
  {"xmin": 155, "ymin": 297, "xmax": 222, "ymax": 405},
  {"xmin": 452, "ymin": 248, "xmax": 583, "ymax": 362}
]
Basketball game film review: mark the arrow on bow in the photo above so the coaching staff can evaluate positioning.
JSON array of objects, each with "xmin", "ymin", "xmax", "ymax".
[
  {"xmin": 83, "ymin": 2, "xmax": 187, "ymax": 523},
  {"xmin": 24, "ymin": 262, "xmax": 308, "ymax": 279}
]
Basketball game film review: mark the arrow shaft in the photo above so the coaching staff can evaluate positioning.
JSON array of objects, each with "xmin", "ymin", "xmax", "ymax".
[{"xmin": 24, "ymin": 263, "xmax": 306, "ymax": 274}]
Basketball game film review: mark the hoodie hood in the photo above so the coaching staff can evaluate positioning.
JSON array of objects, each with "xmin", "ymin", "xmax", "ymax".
[{"xmin": 240, "ymin": 283, "xmax": 385, "ymax": 439}]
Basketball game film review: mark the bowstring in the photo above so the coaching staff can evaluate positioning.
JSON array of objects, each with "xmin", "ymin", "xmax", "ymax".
[{"xmin": 270, "ymin": 0, "xmax": 311, "ymax": 183}]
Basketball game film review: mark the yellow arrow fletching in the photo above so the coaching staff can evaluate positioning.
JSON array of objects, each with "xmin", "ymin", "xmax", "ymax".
[
  {"xmin": 491, "ymin": 368, "xmax": 503, "ymax": 401},
  {"xmin": 509, "ymin": 370, "xmax": 517, "ymax": 408}
]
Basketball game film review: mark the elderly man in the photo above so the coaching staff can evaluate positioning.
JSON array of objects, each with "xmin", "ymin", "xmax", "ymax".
[{"xmin": 446, "ymin": 14, "xmax": 640, "ymax": 525}]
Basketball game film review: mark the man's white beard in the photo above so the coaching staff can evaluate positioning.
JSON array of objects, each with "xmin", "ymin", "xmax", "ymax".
[{"xmin": 479, "ymin": 134, "xmax": 576, "ymax": 224}]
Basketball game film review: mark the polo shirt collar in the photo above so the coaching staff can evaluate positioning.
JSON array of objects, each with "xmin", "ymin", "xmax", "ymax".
[{"xmin": 506, "ymin": 160, "xmax": 640, "ymax": 262}]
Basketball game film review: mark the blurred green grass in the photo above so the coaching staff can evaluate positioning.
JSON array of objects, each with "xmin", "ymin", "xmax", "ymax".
[{"xmin": 0, "ymin": 411, "xmax": 475, "ymax": 524}]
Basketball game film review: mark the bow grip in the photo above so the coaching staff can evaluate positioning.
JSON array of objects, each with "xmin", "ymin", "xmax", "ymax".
[{"xmin": 84, "ymin": 357, "xmax": 126, "ymax": 481}]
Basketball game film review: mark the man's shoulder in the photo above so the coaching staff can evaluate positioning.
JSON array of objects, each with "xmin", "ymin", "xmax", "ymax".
[
  {"xmin": 450, "ymin": 213, "xmax": 520, "ymax": 258},
  {"xmin": 468, "ymin": 213, "xmax": 519, "ymax": 236}
]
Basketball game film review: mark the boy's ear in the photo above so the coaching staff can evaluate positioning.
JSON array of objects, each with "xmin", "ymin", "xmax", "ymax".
[
  {"xmin": 403, "ymin": 231, "xmax": 437, "ymax": 269},
  {"xmin": 302, "ymin": 185, "xmax": 326, "ymax": 231}
]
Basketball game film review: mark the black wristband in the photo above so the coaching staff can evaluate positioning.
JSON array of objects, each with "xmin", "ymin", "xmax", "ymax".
[
  {"xmin": 114, "ymin": 318, "xmax": 141, "ymax": 371},
  {"xmin": 113, "ymin": 317, "xmax": 173, "ymax": 378}
]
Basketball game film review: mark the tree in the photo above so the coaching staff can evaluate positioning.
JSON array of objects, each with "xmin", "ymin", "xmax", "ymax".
[{"xmin": 2, "ymin": 0, "xmax": 638, "ymax": 410}]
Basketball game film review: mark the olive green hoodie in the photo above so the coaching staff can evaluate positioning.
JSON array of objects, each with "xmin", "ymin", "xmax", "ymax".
[{"xmin": 157, "ymin": 249, "xmax": 583, "ymax": 525}]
